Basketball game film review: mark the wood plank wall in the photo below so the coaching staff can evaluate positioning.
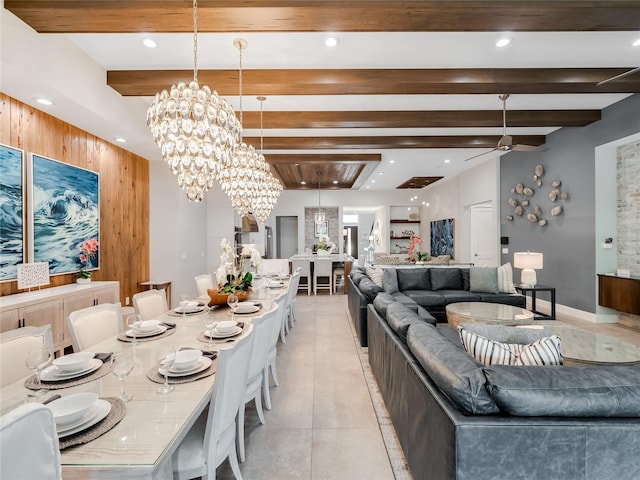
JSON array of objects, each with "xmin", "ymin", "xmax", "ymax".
[{"xmin": 0, "ymin": 93, "xmax": 149, "ymax": 302}]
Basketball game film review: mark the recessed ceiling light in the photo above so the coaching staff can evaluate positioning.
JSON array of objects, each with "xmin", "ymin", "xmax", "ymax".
[
  {"xmin": 378, "ymin": 171, "xmax": 384, "ymax": 175},
  {"xmin": 114, "ymin": 137, "xmax": 127, "ymax": 143},
  {"xmin": 633, "ymin": 38, "xmax": 640, "ymax": 47},
  {"xmin": 141, "ymin": 38, "xmax": 157, "ymax": 48},
  {"xmin": 366, "ymin": 185, "xmax": 370, "ymax": 189},
  {"xmin": 34, "ymin": 97, "xmax": 54, "ymax": 106},
  {"xmin": 301, "ymin": 181, "xmax": 307, "ymax": 185},
  {"xmin": 496, "ymin": 37, "xmax": 511, "ymax": 48},
  {"xmin": 444, "ymin": 159, "xmax": 451, "ymax": 164},
  {"xmin": 389, "ymin": 160, "xmax": 395, "ymax": 164},
  {"xmin": 371, "ymin": 180, "xmax": 376, "ymax": 183},
  {"xmin": 324, "ymin": 37, "xmax": 339, "ymax": 48},
  {"xmin": 332, "ymin": 180, "xmax": 338, "ymax": 184}
]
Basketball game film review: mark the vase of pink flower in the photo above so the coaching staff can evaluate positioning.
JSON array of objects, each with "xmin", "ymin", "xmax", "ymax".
[{"xmin": 77, "ymin": 238, "xmax": 99, "ymax": 283}]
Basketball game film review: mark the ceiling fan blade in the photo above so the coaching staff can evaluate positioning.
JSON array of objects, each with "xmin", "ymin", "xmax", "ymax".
[
  {"xmin": 512, "ymin": 144, "xmax": 539, "ymax": 152},
  {"xmin": 597, "ymin": 67, "xmax": 640, "ymax": 86},
  {"xmin": 464, "ymin": 148, "xmax": 498, "ymax": 162}
]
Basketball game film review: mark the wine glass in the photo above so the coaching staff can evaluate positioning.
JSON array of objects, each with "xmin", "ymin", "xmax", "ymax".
[
  {"xmin": 202, "ymin": 315, "xmax": 215, "ymax": 349},
  {"xmin": 157, "ymin": 347, "xmax": 177, "ymax": 394},
  {"xmin": 127, "ymin": 313, "xmax": 142, "ymax": 346},
  {"xmin": 111, "ymin": 351, "xmax": 134, "ymax": 402},
  {"xmin": 25, "ymin": 346, "xmax": 52, "ymax": 397},
  {"xmin": 178, "ymin": 294, "xmax": 190, "ymax": 323},
  {"xmin": 227, "ymin": 293, "xmax": 239, "ymax": 320}
]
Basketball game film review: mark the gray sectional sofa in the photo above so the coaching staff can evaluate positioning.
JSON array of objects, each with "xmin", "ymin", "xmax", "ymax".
[
  {"xmin": 347, "ymin": 265, "xmax": 525, "ymax": 346},
  {"xmin": 367, "ymin": 301, "xmax": 640, "ymax": 480}
]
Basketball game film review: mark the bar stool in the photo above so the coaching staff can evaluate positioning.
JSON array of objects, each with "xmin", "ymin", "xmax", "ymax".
[
  {"xmin": 333, "ymin": 266, "xmax": 345, "ymax": 293},
  {"xmin": 313, "ymin": 259, "xmax": 333, "ymax": 295}
]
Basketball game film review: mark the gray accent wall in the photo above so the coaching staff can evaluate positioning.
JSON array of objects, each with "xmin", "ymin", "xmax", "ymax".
[{"xmin": 500, "ymin": 94, "xmax": 640, "ymax": 313}]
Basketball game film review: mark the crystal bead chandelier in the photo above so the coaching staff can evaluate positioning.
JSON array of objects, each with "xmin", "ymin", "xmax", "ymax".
[
  {"xmin": 315, "ymin": 170, "xmax": 325, "ymax": 224},
  {"xmin": 146, "ymin": 0, "xmax": 241, "ymax": 202}
]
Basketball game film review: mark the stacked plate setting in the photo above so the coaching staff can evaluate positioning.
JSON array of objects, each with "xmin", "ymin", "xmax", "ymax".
[
  {"xmin": 206, "ymin": 320, "xmax": 242, "ymax": 338},
  {"xmin": 159, "ymin": 350, "xmax": 212, "ymax": 377},
  {"xmin": 41, "ymin": 352, "xmax": 103, "ymax": 381},
  {"xmin": 126, "ymin": 320, "xmax": 167, "ymax": 338},
  {"xmin": 175, "ymin": 302, "xmax": 207, "ymax": 314},
  {"xmin": 48, "ymin": 392, "xmax": 111, "ymax": 438}
]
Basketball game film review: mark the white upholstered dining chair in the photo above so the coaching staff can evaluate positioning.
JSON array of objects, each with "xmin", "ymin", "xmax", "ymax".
[
  {"xmin": 133, "ymin": 289, "xmax": 168, "ymax": 320},
  {"xmin": 172, "ymin": 325, "xmax": 255, "ymax": 480},
  {"xmin": 264, "ymin": 291, "xmax": 287, "ymax": 411},
  {"xmin": 291, "ymin": 258, "xmax": 311, "ymax": 295},
  {"xmin": 0, "ymin": 403, "xmax": 62, "ymax": 480},
  {"xmin": 67, "ymin": 302, "xmax": 123, "ymax": 352},
  {"xmin": 194, "ymin": 274, "xmax": 215, "ymax": 298},
  {"xmin": 284, "ymin": 271, "xmax": 301, "ymax": 334},
  {"xmin": 0, "ymin": 325, "xmax": 53, "ymax": 388},
  {"xmin": 236, "ymin": 303, "xmax": 281, "ymax": 463}
]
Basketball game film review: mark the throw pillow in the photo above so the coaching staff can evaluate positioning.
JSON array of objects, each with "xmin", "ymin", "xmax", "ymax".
[
  {"xmin": 497, "ymin": 262, "xmax": 517, "ymax": 293},
  {"xmin": 458, "ymin": 326, "xmax": 563, "ymax": 367},
  {"xmin": 366, "ymin": 266, "xmax": 384, "ymax": 288},
  {"xmin": 469, "ymin": 267, "xmax": 499, "ymax": 294}
]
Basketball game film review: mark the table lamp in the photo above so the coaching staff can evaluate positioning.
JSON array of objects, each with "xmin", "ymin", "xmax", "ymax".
[{"xmin": 513, "ymin": 252, "xmax": 543, "ymax": 287}]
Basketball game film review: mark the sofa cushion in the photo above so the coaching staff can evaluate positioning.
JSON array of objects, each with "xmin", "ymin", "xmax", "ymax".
[
  {"xmin": 497, "ymin": 262, "xmax": 517, "ymax": 293},
  {"xmin": 397, "ymin": 268, "xmax": 431, "ymax": 291},
  {"xmin": 461, "ymin": 268, "xmax": 470, "ymax": 290},
  {"xmin": 403, "ymin": 290, "xmax": 446, "ymax": 308},
  {"xmin": 366, "ymin": 266, "xmax": 384, "ymax": 287},
  {"xmin": 436, "ymin": 290, "xmax": 482, "ymax": 305},
  {"xmin": 373, "ymin": 292, "xmax": 397, "ymax": 317},
  {"xmin": 430, "ymin": 268, "xmax": 463, "ymax": 291},
  {"xmin": 349, "ymin": 267, "xmax": 368, "ymax": 286},
  {"xmin": 382, "ymin": 268, "xmax": 399, "ymax": 293},
  {"xmin": 459, "ymin": 323, "xmax": 550, "ymax": 344},
  {"xmin": 390, "ymin": 291, "xmax": 418, "ymax": 307},
  {"xmin": 484, "ymin": 365, "xmax": 640, "ymax": 417},
  {"xmin": 458, "ymin": 326, "xmax": 563, "ymax": 367},
  {"xmin": 407, "ymin": 322, "xmax": 499, "ymax": 415},
  {"xmin": 470, "ymin": 267, "xmax": 499, "ymax": 294},
  {"xmin": 387, "ymin": 303, "xmax": 434, "ymax": 342},
  {"xmin": 476, "ymin": 293, "xmax": 526, "ymax": 307},
  {"xmin": 358, "ymin": 277, "xmax": 383, "ymax": 302}
]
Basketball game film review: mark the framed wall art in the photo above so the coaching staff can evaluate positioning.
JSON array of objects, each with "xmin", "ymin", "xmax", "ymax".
[
  {"xmin": 314, "ymin": 221, "xmax": 328, "ymax": 237},
  {"xmin": 0, "ymin": 143, "xmax": 25, "ymax": 281},
  {"xmin": 430, "ymin": 218, "xmax": 455, "ymax": 259},
  {"xmin": 28, "ymin": 153, "xmax": 100, "ymax": 275}
]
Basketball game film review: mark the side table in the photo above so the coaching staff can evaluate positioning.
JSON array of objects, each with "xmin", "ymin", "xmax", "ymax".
[
  {"xmin": 514, "ymin": 284, "xmax": 555, "ymax": 320},
  {"xmin": 140, "ymin": 280, "xmax": 172, "ymax": 309}
]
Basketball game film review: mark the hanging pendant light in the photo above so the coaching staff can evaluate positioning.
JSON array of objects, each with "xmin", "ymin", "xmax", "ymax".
[
  {"xmin": 253, "ymin": 96, "xmax": 283, "ymax": 223},
  {"xmin": 218, "ymin": 39, "xmax": 269, "ymax": 217},
  {"xmin": 146, "ymin": 0, "xmax": 241, "ymax": 202},
  {"xmin": 315, "ymin": 170, "xmax": 325, "ymax": 224}
]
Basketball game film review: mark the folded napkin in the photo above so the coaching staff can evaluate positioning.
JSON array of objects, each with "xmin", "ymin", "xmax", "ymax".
[
  {"xmin": 253, "ymin": 303, "xmax": 263, "ymax": 309},
  {"xmin": 94, "ymin": 352, "xmax": 113, "ymax": 363},
  {"xmin": 42, "ymin": 394, "xmax": 61, "ymax": 405},
  {"xmin": 161, "ymin": 322, "xmax": 176, "ymax": 329}
]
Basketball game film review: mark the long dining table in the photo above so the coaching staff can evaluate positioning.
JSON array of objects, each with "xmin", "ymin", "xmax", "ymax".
[{"xmin": 0, "ymin": 285, "xmax": 286, "ymax": 480}]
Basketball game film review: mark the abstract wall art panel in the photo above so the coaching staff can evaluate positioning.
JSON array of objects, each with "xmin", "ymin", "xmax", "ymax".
[
  {"xmin": 430, "ymin": 218, "xmax": 455, "ymax": 259},
  {"xmin": 0, "ymin": 144, "xmax": 25, "ymax": 281},
  {"xmin": 28, "ymin": 154, "xmax": 99, "ymax": 275}
]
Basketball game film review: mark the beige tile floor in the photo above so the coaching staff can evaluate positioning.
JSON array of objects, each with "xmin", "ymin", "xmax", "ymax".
[
  {"xmin": 216, "ymin": 293, "xmax": 397, "ymax": 480},
  {"xmin": 217, "ymin": 293, "xmax": 640, "ymax": 480}
]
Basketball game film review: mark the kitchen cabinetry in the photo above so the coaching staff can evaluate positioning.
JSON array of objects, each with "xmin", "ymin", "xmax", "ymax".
[
  {"xmin": 598, "ymin": 274, "xmax": 640, "ymax": 316},
  {"xmin": 0, "ymin": 282, "xmax": 119, "ymax": 355}
]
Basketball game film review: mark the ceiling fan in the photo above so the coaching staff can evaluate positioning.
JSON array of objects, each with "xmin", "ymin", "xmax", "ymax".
[
  {"xmin": 597, "ymin": 66, "xmax": 640, "ymax": 86},
  {"xmin": 465, "ymin": 93, "xmax": 538, "ymax": 162}
]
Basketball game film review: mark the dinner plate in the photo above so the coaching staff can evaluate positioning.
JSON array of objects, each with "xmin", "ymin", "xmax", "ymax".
[
  {"xmin": 276, "ymin": 275, "xmax": 290, "ymax": 280},
  {"xmin": 174, "ymin": 304, "xmax": 207, "ymax": 314},
  {"xmin": 232, "ymin": 305, "xmax": 260, "ymax": 315},
  {"xmin": 268, "ymin": 282, "xmax": 285, "ymax": 289},
  {"xmin": 205, "ymin": 326, "xmax": 243, "ymax": 338},
  {"xmin": 159, "ymin": 357, "xmax": 212, "ymax": 377},
  {"xmin": 41, "ymin": 358, "xmax": 103, "ymax": 381},
  {"xmin": 57, "ymin": 399, "xmax": 111, "ymax": 438},
  {"xmin": 126, "ymin": 325, "xmax": 167, "ymax": 338}
]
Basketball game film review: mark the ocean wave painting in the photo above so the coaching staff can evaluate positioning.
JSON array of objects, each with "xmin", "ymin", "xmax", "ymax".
[
  {"xmin": 430, "ymin": 218, "xmax": 455, "ymax": 259},
  {"xmin": 0, "ymin": 144, "xmax": 24, "ymax": 281},
  {"xmin": 30, "ymin": 154, "xmax": 99, "ymax": 275}
]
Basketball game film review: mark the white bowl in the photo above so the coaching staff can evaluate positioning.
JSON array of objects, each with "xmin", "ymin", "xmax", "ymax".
[
  {"xmin": 235, "ymin": 304, "xmax": 256, "ymax": 314},
  {"xmin": 52, "ymin": 352, "xmax": 95, "ymax": 373},
  {"xmin": 49, "ymin": 392, "xmax": 98, "ymax": 425},
  {"xmin": 137, "ymin": 319, "xmax": 161, "ymax": 333},
  {"xmin": 171, "ymin": 350, "xmax": 203, "ymax": 371},
  {"xmin": 269, "ymin": 281, "xmax": 281, "ymax": 288},
  {"xmin": 215, "ymin": 320, "xmax": 238, "ymax": 334}
]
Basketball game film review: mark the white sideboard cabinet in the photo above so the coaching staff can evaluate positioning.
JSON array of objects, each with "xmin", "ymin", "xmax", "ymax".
[{"xmin": 0, "ymin": 281, "xmax": 120, "ymax": 355}]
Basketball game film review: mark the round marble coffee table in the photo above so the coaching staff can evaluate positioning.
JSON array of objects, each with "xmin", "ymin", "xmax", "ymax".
[{"xmin": 446, "ymin": 302, "xmax": 535, "ymax": 330}]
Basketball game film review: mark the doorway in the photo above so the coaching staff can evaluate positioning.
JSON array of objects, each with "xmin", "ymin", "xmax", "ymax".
[
  {"xmin": 470, "ymin": 201, "xmax": 497, "ymax": 266},
  {"xmin": 344, "ymin": 225, "xmax": 358, "ymax": 257},
  {"xmin": 276, "ymin": 216, "xmax": 298, "ymax": 259}
]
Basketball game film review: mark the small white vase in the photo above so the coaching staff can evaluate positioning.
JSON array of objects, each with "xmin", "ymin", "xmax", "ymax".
[
  {"xmin": 76, "ymin": 277, "xmax": 91, "ymax": 285},
  {"xmin": 317, "ymin": 249, "xmax": 330, "ymax": 256}
]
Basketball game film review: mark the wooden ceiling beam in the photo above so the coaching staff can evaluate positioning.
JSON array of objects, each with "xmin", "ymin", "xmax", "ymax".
[
  {"xmin": 242, "ymin": 110, "xmax": 601, "ymax": 129},
  {"xmin": 243, "ymin": 135, "xmax": 546, "ymax": 150},
  {"xmin": 265, "ymin": 154, "xmax": 382, "ymax": 164},
  {"xmin": 108, "ymin": 68, "xmax": 640, "ymax": 96},
  {"xmin": 6, "ymin": 1, "xmax": 640, "ymax": 33}
]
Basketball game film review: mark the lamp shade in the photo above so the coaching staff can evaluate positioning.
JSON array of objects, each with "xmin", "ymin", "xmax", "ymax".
[{"xmin": 513, "ymin": 252, "xmax": 543, "ymax": 270}]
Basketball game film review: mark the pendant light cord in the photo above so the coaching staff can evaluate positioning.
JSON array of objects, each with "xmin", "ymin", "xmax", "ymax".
[{"xmin": 193, "ymin": 0, "xmax": 198, "ymax": 84}]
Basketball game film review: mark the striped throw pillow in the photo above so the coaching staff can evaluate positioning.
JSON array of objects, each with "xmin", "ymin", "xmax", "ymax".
[
  {"xmin": 497, "ymin": 262, "xmax": 516, "ymax": 293},
  {"xmin": 458, "ymin": 326, "xmax": 563, "ymax": 367},
  {"xmin": 366, "ymin": 266, "xmax": 384, "ymax": 288}
]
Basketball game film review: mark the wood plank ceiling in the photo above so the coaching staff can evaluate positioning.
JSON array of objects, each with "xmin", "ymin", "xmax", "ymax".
[{"xmin": 6, "ymin": 0, "xmax": 640, "ymax": 190}]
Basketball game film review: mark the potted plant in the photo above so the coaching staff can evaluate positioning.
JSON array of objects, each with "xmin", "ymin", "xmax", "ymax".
[
  {"xmin": 316, "ymin": 235, "xmax": 335, "ymax": 256},
  {"xmin": 76, "ymin": 238, "xmax": 99, "ymax": 284},
  {"xmin": 209, "ymin": 238, "xmax": 256, "ymax": 306},
  {"xmin": 415, "ymin": 252, "xmax": 430, "ymax": 264},
  {"xmin": 407, "ymin": 235, "xmax": 423, "ymax": 263}
]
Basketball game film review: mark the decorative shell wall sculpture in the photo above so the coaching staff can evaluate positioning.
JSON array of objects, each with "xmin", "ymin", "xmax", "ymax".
[
  {"xmin": 549, "ymin": 189, "xmax": 558, "ymax": 202},
  {"xmin": 506, "ymin": 215, "xmax": 513, "ymax": 221},
  {"xmin": 515, "ymin": 206, "xmax": 523, "ymax": 216},
  {"xmin": 522, "ymin": 199, "xmax": 529, "ymax": 206},
  {"xmin": 560, "ymin": 191, "xmax": 568, "ymax": 200},
  {"xmin": 508, "ymin": 198, "xmax": 518, "ymax": 207},
  {"xmin": 527, "ymin": 213, "xmax": 538, "ymax": 222},
  {"xmin": 523, "ymin": 187, "xmax": 534, "ymax": 197},
  {"xmin": 536, "ymin": 179, "xmax": 542, "ymax": 187},
  {"xmin": 551, "ymin": 205, "xmax": 563, "ymax": 216},
  {"xmin": 539, "ymin": 219, "xmax": 547, "ymax": 226},
  {"xmin": 535, "ymin": 165, "xmax": 544, "ymax": 177},
  {"xmin": 534, "ymin": 206, "xmax": 542, "ymax": 216},
  {"xmin": 515, "ymin": 183, "xmax": 524, "ymax": 194},
  {"xmin": 551, "ymin": 180, "xmax": 561, "ymax": 188},
  {"xmin": 511, "ymin": 188, "xmax": 515, "ymax": 193}
]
